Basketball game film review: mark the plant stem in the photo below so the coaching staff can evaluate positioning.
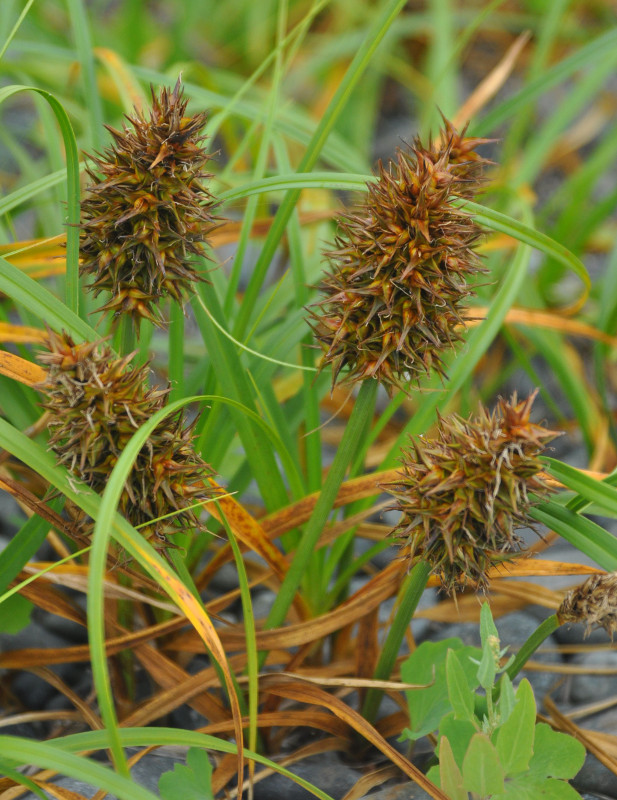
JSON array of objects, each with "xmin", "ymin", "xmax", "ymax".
[
  {"xmin": 263, "ymin": 379, "xmax": 378, "ymax": 641},
  {"xmin": 169, "ymin": 302, "xmax": 185, "ymax": 401},
  {"xmin": 114, "ymin": 314, "xmax": 137, "ymax": 358},
  {"xmin": 506, "ymin": 613, "xmax": 560, "ymax": 682},
  {"xmin": 361, "ymin": 559, "xmax": 431, "ymax": 724}
]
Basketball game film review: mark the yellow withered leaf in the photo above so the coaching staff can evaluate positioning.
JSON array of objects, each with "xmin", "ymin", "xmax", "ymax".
[{"xmin": 0, "ymin": 351, "xmax": 46, "ymax": 386}]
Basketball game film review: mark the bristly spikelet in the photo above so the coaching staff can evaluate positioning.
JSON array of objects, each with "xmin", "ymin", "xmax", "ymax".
[
  {"xmin": 307, "ymin": 119, "xmax": 491, "ymax": 394},
  {"xmin": 36, "ymin": 329, "xmax": 216, "ymax": 547},
  {"xmin": 384, "ymin": 391, "xmax": 561, "ymax": 593},
  {"xmin": 558, "ymin": 573, "xmax": 617, "ymax": 639},
  {"xmin": 79, "ymin": 78, "xmax": 220, "ymax": 330}
]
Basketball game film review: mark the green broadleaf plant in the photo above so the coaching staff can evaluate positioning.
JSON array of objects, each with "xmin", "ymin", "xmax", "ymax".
[{"xmin": 408, "ymin": 604, "xmax": 586, "ymax": 799}]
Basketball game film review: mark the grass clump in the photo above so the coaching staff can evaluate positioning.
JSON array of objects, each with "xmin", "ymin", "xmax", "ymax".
[{"xmin": 0, "ymin": 2, "xmax": 616, "ymax": 800}]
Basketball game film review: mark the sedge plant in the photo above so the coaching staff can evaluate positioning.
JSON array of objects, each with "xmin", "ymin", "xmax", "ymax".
[{"xmin": 2, "ymin": 2, "xmax": 617, "ymax": 799}]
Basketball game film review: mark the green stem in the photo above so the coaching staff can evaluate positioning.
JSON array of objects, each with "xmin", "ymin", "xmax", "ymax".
[
  {"xmin": 168, "ymin": 302, "xmax": 185, "ymax": 401},
  {"xmin": 114, "ymin": 315, "xmax": 137, "ymax": 358},
  {"xmin": 361, "ymin": 559, "xmax": 431, "ymax": 724},
  {"xmin": 506, "ymin": 613, "xmax": 560, "ymax": 682},
  {"xmin": 263, "ymin": 380, "xmax": 378, "ymax": 642}
]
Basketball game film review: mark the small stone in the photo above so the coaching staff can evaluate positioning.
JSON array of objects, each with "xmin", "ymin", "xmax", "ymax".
[
  {"xmin": 253, "ymin": 751, "xmax": 359, "ymax": 800},
  {"xmin": 573, "ymin": 752, "xmax": 617, "ymax": 799},
  {"xmin": 568, "ymin": 650, "xmax": 617, "ymax": 705}
]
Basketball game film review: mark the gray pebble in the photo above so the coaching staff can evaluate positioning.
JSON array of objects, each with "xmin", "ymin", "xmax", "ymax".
[
  {"xmin": 253, "ymin": 751, "xmax": 359, "ymax": 800},
  {"xmin": 568, "ymin": 651, "xmax": 617, "ymax": 705}
]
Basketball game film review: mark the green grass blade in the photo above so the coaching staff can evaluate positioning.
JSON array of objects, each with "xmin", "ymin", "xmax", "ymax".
[
  {"xmin": 544, "ymin": 458, "xmax": 617, "ymax": 518},
  {"xmin": 65, "ymin": 0, "xmax": 104, "ymax": 149},
  {"xmin": 11, "ymin": 727, "xmax": 336, "ymax": 800},
  {"xmin": 192, "ymin": 282, "xmax": 294, "ymax": 509},
  {"xmin": 0, "ymin": 255, "xmax": 95, "ymax": 341},
  {"xmin": 472, "ymin": 27, "xmax": 617, "ymax": 136},
  {"xmin": 265, "ymin": 379, "xmax": 378, "ymax": 630},
  {"xmin": 0, "ymin": 738, "xmax": 158, "ymax": 800},
  {"xmin": 0, "ymin": 85, "xmax": 80, "ymax": 315},
  {"xmin": 219, "ymin": 175, "xmax": 588, "ymax": 302},
  {"xmin": 530, "ymin": 501, "xmax": 617, "ymax": 572},
  {"xmin": 0, "ymin": 0, "xmax": 35, "ymax": 62},
  {"xmin": 232, "ymin": 0, "xmax": 408, "ymax": 339},
  {"xmin": 217, "ymin": 504, "xmax": 259, "ymax": 770}
]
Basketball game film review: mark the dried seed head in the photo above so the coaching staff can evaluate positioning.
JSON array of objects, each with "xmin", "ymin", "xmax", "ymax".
[
  {"xmin": 307, "ymin": 118, "xmax": 491, "ymax": 394},
  {"xmin": 558, "ymin": 573, "xmax": 617, "ymax": 639},
  {"xmin": 384, "ymin": 391, "xmax": 561, "ymax": 593},
  {"xmin": 79, "ymin": 78, "xmax": 220, "ymax": 331},
  {"xmin": 37, "ymin": 329, "xmax": 216, "ymax": 547}
]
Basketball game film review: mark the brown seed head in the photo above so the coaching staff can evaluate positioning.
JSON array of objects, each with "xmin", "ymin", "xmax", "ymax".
[
  {"xmin": 383, "ymin": 391, "xmax": 561, "ymax": 593},
  {"xmin": 79, "ymin": 78, "xmax": 221, "ymax": 331},
  {"xmin": 558, "ymin": 572, "xmax": 617, "ymax": 639},
  {"xmin": 37, "ymin": 329, "xmax": 216, "ymax": 547},
  {"xmin": 307, "ymin": 118, "xmax": 491, "ymax": 394}
]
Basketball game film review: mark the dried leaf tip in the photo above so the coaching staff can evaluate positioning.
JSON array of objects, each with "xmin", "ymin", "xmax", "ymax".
[
  {"xmin": 558, "ymin": 573, "xmax": 617, "ymax": 639},
  {"xmin": 79, "ymin": 77, "xmax": 221, "ymax": 332},
  {"xmin": 307, "ymin": 118, "xmax": 492, "ymax": 394},
  {"xmin": 384, "ymin": 391, "xmax": 561, "ymax": 593}
]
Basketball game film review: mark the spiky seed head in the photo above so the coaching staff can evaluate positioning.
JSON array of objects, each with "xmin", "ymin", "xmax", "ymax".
[
  {"xmin": 307, "ymin": 118, "xmax": 491, "ymax": 394},
  {"xmin": 79, "ymin": 78, "xmax": 220, "ymax": 331},
  {"xmin": 37, "ymin": 329, "xmax": 216, "ymax": 547},
  {"xmin": 558, "ymin": 573, "xmax": 617, "ymax": 639},
  {"xmin": 383, "ymin": 391, "xmax": 561, "ymax": 593}
]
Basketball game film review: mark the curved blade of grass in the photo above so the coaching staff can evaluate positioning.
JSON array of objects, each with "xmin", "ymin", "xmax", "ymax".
[
  {"xmin": 530, "ymin": 501, "xmax": 617, "ymax": 572},
  {"xmin": 195, "ymin": 292, "xmax": 316, "ymax": 372},
  {"xmin": 0, "ymin": 0, "xmax": 35, "ymax": 62},
  {"xmin": 0, "ymin": 738, "xmax": 159, "ymax": 800},
  {"xmin": 544, "ymin": 458, "xmax": 617, "ymax": 518},
  {"xmin": 10, "ymin": 728, "xmax": 336, "ymax": 800},
  {"xmin": 0, "ymin": 86, "xmax": 80, "ymax": 315},
  {"xmin": 192, "ymin": 282, "xmax": 293, "ymax": 509},
  {"xmin": 0, "ymin": 166, "xmax": 81, "ymax": 218},
  {"xmin": 216, "ymin": 503, "xmax": 259, "ymax": 784},
  {"xmin": 0, "ymin": 760, "xmax": 45, "ymax": 799},
  {"xmin": 231, "ymin": 0, "xmax": 408, "ymax": 339},
  {"xmin": 0, "ymin": 256, "xmax": 97, "ymax": 341},
  {"xmin": 0, "ymin": 411, "xmax": 242, "ymax": 785},
  {"xmin": 219, "ymin": 174, "xmax": 588, "ymax": 305}
]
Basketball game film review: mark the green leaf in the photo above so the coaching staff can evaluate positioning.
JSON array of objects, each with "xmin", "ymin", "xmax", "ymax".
[
  {"xmin": 480, "ymin": 602, "xmax": 499, "ymax": 646},
  {"xmin": 497, "ymin": 673, "xmax": 516, "ymax": 725},
  {"xmin": 462, "ymin": 734, "xmax": 505, "ymax": 796},
  {"xmin": 528, "ymin": 723, "xmax": 586, "ymax": 781},
  {"xmin": 438, "ymin": 713, "xmax": 478, "ymax": 770},
  {"xmin": 0, "ymin": 256, "xmax": 97, "ymax": 342},
  {"xmin": 498, "ymin": 776, "xmax": 583, "ymax": 799},
  {"xmin": 401, "ymin": 639, "xmax": 481, "ymax": 740},
  {"xmin": 477, "ymin": 639, "xmax": 497, "ymax": 691},
  {"xmin": 158, "ymin": 748, "xmax": 214, "ymax": 800},
  {"xmin": 446, "ymin": 649, "xmax": 476, "ymax": 722},
  {"xmin": 0, "ymin": 594, "xmax": 33, "ymax": 634},
  {"xmin": 439, "ymin": 736, "xmax": 467, "ymax": 800},
  {"xmin": 495, "ymin": 679, "xmax": 536, "ymax": 775}
]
